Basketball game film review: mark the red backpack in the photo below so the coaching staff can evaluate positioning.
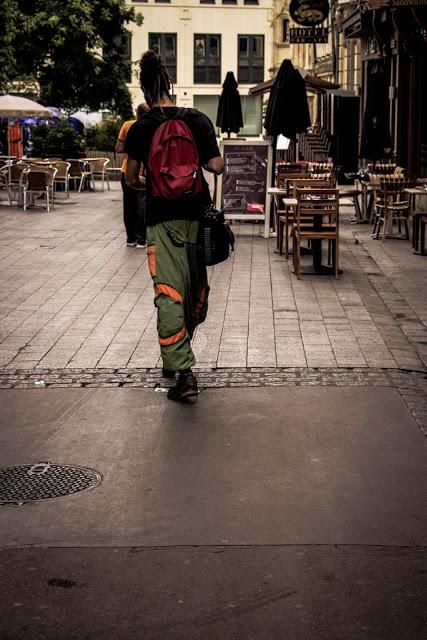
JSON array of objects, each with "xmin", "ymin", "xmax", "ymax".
[{"xmin": 147, "ymin": 108, "xmax": 203, "ymax": 201}]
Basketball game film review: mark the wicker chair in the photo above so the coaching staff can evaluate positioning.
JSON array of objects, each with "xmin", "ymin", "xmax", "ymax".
[
  {"xmin": 3, "ymin": 163, "xmax": 29, "ymax": 206},
  {"xmin": 87, "ymin": 157, "xmax": 110, "ymax": 191},
  {"xmin": 50, "ymin": 161, "xmax": 71, "ymax": 197},
  {"xmin": 67, "ymin": 159, "xmax": 94, "ymax": 192},
  {"xmin": 22, "ymin": 168, "xmax": 57, "ymax": 212}
]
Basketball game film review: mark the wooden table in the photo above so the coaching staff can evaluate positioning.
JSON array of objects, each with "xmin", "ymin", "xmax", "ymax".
[{"xmin": 406, "ymin": 187, "xmax": 427, "ymax": 253}]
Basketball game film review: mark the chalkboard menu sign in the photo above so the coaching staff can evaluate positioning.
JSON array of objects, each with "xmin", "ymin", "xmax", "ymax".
[{"xmin": 216, "ymin": 140, "xmax": 272, "ymax": 238}]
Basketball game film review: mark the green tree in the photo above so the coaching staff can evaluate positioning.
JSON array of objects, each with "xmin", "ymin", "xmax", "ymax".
[
  {"xmin": 5, "ymin": 1, "xmax": 143, "ymax": 117},
  {"xmin": 31, "ymin": 121, "xmax": 85, "ymax": 159},
  {"xmin": 0, "ymin": 0, "xmax": 18, "ymax": 93},
  {"xmin": 85, "ymin": 118, "xmax": 123, "ymax": 151}
]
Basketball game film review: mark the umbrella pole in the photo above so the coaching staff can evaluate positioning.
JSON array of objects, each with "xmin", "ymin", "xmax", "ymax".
[
  {"xmin": 271, "ymin": 135, "xmax": 277, "ymax": 233},
  {"xmin": 7, "ymin": 119, "xmax": 11, "ymax": 156},
  {"xmin": 271, "ymin": 135, "xmax": 277, "ymax": 187}
]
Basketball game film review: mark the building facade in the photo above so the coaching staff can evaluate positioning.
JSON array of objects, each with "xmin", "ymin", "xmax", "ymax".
[{"xmin": 126, "ymin": 0, "xmax": 276, "ymax": 136}]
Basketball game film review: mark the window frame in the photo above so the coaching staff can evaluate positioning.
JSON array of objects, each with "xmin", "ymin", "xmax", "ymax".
[
  {"xmin": 237, "ymin": 34, "xmax": 264, "ymax": 84},
  {"xmin": 148, "ymin": 32, "xmax": 177, "ymax": 83},
  {"xmin": 194, "ymin": 34, "xmax": 222, "ymax": 84}
]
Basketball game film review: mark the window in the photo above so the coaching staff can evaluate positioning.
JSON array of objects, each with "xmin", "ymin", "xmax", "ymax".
[
  {"xmin": 282, "ymin": 19, "xmax": 289, "ymax": 43},
  {"xmin": 222, "ymin": 0, "xmax": 237, "ymax": 4},
  {"xmin": 155, "ymin": 0, "xmax": 170, "ymax": 3},
  {"xmin": 194, "ymin": 35, "xmax": 221, "ymax": 84},
  {"xmin": 193, "ymin": 95, "xmax": 220, "ymax": 135},
  {"xmin": 244, "ymin": 0, "xmax": 259, "ymax": 4},
  {"xmin": 200, "ymin": 0, "xmax": 215, "ymax": 3},
  {"xmin": 238, "ymin": 35, "xmax": 264, "ymax": 84},
  {"xmin": 149, "ymin": 33, "xmax": 177, "ymax": 83},
  {"xmin": 240, "ymin": 96, "xmax": 262, "ymax": 136}
]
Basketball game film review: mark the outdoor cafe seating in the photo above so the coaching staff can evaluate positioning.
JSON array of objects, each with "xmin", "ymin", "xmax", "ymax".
[
  {"xmin": 86, "ymin": 157, "xmax": 110, "ymax": 191},
  {"xmin": 50, "ymin": 161, "xmax": 71, "ymax": 197},
  {"xmin": 22, "ymin": 166, "xmax": 57, "ymax": 212},
  {"xmin": 276, "ymin": 176, "xmax": 336, "ymax": 258},
  {"xmin": 67, "ymin": 159, "xmax": 94, "ymax": 192},
  {"xmin": 292, "ymin": 188, "xmax": 340, "ymax": 279},
  {"xmin": 371, "ymin": 177, "xmax": 412, "ymax": 241},
  {"xmin": 0, "ymin": 162, "xmax": 28, "ymax": 206}
]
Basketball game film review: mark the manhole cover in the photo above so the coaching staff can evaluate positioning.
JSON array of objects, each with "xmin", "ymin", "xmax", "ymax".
[{"xmin": 0, "ymin": 462, "xmax": 102, "ymax": 505}]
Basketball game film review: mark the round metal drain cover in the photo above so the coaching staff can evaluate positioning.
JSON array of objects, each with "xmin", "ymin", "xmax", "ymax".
[{"xmin": 0, "ymin": 462, "xmax": 102, "ymax": 505}]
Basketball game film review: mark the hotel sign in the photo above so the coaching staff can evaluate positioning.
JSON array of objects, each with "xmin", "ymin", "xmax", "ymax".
[{"xmin": 290, "ymin": 27, "xmax": 329, "ymax": 43}]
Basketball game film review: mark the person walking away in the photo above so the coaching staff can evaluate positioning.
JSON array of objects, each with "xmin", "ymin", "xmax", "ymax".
[
  {"xmin": 116, "ymin": 103, "xmax": 150, "ymax": 247},
  {"xmin": 125, "ymin": 50, "xmax": 224, "ymax": 402}
]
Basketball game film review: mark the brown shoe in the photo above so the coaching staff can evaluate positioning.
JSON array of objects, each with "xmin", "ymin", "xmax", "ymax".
[{"xmin": 167, "ymin": 371, "xmax": 198, "ymax": 402}]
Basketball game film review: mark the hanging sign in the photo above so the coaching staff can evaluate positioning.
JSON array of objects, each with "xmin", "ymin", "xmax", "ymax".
[
  {"xmin": 290, "ymin": 27, "xmax": 329, "ymax": 42},
  {"xmin": 289, "ymin": 0, "xmax": 330, "ymax": 26}
]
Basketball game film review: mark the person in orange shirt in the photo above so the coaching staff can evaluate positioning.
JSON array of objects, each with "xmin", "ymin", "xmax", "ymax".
[
  {"xmin": 8, "ymin": 121, "xmax": 23, "ymax": 159},
  {"xmin": 116, "ymin": 103, "xmax": 150, "ymax": 247}
]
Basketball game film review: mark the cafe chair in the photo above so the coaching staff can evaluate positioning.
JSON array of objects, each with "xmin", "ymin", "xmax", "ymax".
[
  {"xmin": 278, "ymin": 177, "xmax": 335, "ymax": 258},
  {"xmin": 2, "ymin": 163, "xmax": 29, "ymax": 206},
  {"xmin": 50, "ymin": 161, "xmax": 71, "ymax": 198},
  {"xmin": 276, "ymin": 161, "xmax": 307, "ymax": 174},
  {"xmin": 372, "ymin": 177, "xmax": 412, "ymax": 241},
  {"xmin": 0, "ymin": 165, "xmax": 10, "ymax": 202},
  {"xmin": 67, "ymin": 159, "xmax": 94, "ymax": 192},
  {"xmin": 275, "ymin": 169, "xmax": 309, "ymax": 189},
  {"xmin": 87, "ymin": 158, "xmax": 110, "ymax": 191},
  {"xmin": 292, "ymin": 188, "xmax": 340, "ymax": 280},
  {"xmin": 22, "ymin": 167, "xmax": 57, "ymax": 212}
]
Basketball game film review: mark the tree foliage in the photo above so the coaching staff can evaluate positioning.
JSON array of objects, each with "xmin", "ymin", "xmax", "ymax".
[
  {"xmin": 1, "ymin": 0, "xmax": 143, "ymax": 118},
  {"xmin": 31, "ymin": 122, "xmax": 85, "ymax": 159},
  {"xmin": 85, "ymin": 118, "xmax": 123, "ymax": 152},
  {"xmin": 0, "ymin": 0, "xmax": 18, "ymax": 92}
]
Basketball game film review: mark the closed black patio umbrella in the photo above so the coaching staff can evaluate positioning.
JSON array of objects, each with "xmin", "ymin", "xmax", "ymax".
[
  {"xmin": 216, "ymin": 71, "xmax": 243, "ymax": 138},
  {"xmin": 264, "ymin": 59, "xmax": 311, "ymax": 139},
  {"xmin": 360, "ymin": 62, "xmax": 392, "ymax": 164}
]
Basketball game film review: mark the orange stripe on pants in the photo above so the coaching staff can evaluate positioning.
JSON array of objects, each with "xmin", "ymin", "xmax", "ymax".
[
  {"xmin": 158, "ymin": 326, "xmax": 186, "ymax": 347},
  {"xmin": 154, "ymin": 283, "xmax": 183, "ymax": 304}
]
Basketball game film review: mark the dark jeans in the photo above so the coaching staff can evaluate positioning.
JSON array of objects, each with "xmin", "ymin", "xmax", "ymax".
[{"xmin": 121, "ymin": 173, "xmax": 147, "ymax": 243}]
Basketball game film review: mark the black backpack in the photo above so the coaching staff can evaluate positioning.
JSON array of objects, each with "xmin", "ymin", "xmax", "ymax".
[{"xmin": 199, "ymin": 205, "xmax": 235, "ymax": 266}]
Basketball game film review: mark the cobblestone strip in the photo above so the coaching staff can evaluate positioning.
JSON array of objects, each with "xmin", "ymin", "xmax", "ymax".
[{"xmin": 1, "ymin": 366, "xmax": 425, "ymax": 435}]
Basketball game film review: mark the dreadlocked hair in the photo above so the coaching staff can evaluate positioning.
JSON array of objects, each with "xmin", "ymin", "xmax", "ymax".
[{"xmin": 139, "ymin": 50, "xmax": 173, "ymax": 105}]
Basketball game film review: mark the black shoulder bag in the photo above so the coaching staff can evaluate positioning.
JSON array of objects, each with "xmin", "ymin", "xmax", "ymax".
[{"xmin": 199, "ymin": 204, "xmax": 235, "ymax": 266}]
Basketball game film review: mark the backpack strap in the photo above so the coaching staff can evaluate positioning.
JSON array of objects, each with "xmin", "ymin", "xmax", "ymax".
[
  {"xmin": 150, "ymin": 109, "xmax": 168, "ymax": 125},
  {"xmin": 176, "ymin": 107, "xmax": 188, "ymax": 121}
]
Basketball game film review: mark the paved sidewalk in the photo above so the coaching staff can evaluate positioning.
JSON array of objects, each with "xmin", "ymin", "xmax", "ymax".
[
  {"xmin": 1, "ymin": 386, "xmax": 426, "ymax": 639},
  {"xmin": 1, "ymin": 184, "xmax": 426, "ymax": 640},
  {"xmin": 0, "ymin": 182, "xmax": 426, "ymax": 371}
]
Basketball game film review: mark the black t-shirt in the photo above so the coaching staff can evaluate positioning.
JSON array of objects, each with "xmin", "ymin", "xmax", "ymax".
[{"xmin": 125, "ymin": 106, "xmax": 220, "ymax": 225}]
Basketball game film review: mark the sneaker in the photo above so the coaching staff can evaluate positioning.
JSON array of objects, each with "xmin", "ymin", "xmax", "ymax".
[
  {"xmin": 136, "ymin": 241, "xmax": 147, "ymax": 248},
  {"xmin": 162, "ymin": 368, "xmax": 176, "ymax": 379},
  {"xmin": 126, "ymin": 240, "xmax": 137, "ymax": 247},
  {"xmin": 167, "ymin": 371, "xmax": 198, "ymax": 402}
]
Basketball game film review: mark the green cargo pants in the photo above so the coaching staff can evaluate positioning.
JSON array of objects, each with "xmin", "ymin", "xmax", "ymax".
[{"xmin": 146, "ymin": 220, "xmax": 209, "ymax": 371}]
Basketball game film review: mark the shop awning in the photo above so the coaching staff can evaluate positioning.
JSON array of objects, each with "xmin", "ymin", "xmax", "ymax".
[{"xmin": 249, "ymin": 72, "xmax": 340, "ymax": 97}]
